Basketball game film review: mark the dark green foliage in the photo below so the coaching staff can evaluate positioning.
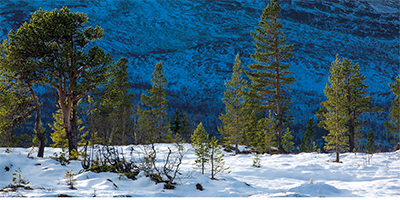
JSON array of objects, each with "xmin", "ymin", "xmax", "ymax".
[
  {"xmin": 219, "ymin": 54, "xmax": 248, "ymax": 154},
  {"xmin": 385, "ymin": 76, "xmax": 400, "ymax": 146},
  {"xmin": 0, "ymin": 70, "xmax": 33, "ymax": 147},
  {"xmin": 245, "ymin": 0, "xmax": 295, "ymax": 152},
  {"xmin": 50, "ymin": 149, "xmax": 71, "ymax": 166},
  {"xmin": 170, "ymin": 109, "xmax": 192, "ymax": 143},
  {"xmin": 252, "ymin": 154, "xmax": 261, "ymax": 168},
  {"xmin": 365, "ymin": 130, "xmax": 376, "ymax": 154},
  {"xmin": 282, "ymin": 127, "xmax": 294, "ymax": 152},
  {"xmin": 92, "ymin": 58, "xmax": 135, "ymax": 145},
  {"xmin": 1, "ymin": 7, "xmax": 113, "ymax": 157},
  {"xmin": 321, "ymin": 55, "xmax": 349, "ymax": 162},
  {"xmin": 246, "ymin": 111, "xmax": 276, "ymax": 154},
  {"xmin": 209, "ymin": 136, "xmax": 229, "ymax": 179},
  {"xmin": 64, "ymin": 169, "xmax": 77, "ymax": 190},
  {"xmin": 191, "ymin": 122, "xmax": 209, "ymax": 174},
  {"xmin": 300, "ymin": 118, "xmax": 317, "ymax": 152},
  {"xmin": 139, "ymin": 61, "xmax": 169, "ymax": 144},
  {"xmin": 341, "ymin": 56, "xmax": 376, "ymax": 152}
]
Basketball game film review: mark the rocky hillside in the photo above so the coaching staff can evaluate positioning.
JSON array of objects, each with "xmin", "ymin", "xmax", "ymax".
[{"xmin": 1, "ymin": 0, "xmax": 398, "ymax": 145}]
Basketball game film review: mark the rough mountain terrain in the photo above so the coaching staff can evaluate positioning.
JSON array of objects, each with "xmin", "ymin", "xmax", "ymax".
[{"xmin": 1, "ymin": 0, "xmax": 399, "ymax": 147}]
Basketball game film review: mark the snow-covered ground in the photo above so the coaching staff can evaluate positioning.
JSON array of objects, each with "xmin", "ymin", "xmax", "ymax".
[{"xmin": 1, "ymin": 144, "xmax": 399, "ymax": 198}]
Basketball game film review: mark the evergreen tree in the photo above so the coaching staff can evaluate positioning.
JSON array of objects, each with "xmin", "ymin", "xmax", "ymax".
[
  {"xmin": 365, "ymin": 130, "xmax": 375, "ymax": 154},
  {"xmin": 209, "ymin": 136, "xmax": 229, "ymax": 179},
  {"xmin": 0, "ymin": 71, "xmax": 32, "ymax": 147},
  {"xmin": 1, "ymin": 7, "xmax": 113, "ymax": 157},
  {"xmin": 219, "ymin": 54, "xmax": 248, "ymax": 154},
  {"xmin": 282, "ymin": 127, "xmax": 294, "ymax": 152},
  {"xmin": 93, "ymin": 57, "xmax": 134, "ymax": 145},
  {"xmin": 0, "ymin": 53, "xmax": 44, "ymax": 156},
  {"xmin": 136, "ymin": 105, "xmax": 155, "ymax": 144},
  {"xmin": 245, "ymin": 0, "xmax": 295, "ymax": 153},
  {"xmin": 191, "ymin": 122, "xmax": 209, "ymax": 175},
  {"xmin": 321, "ymin": 55, "xmax": 349, "ymax": 162},
  {"xmin": 140, "ymin": 61, "xmax": 169, "ymax": 143},
  {"xmin": 252, "ymin": 154, "xmax": 261, "ymax": 168},
  {"xmin": 247, "ymin": 111, "xmax": 277, "ymax": 154},
  {"xmin": 384, "ymin": 76, "xmax": 400, "ymax": 146},
  {"xmin": 342, "ymin": 57, "xmax": 375, "ymax": 152},
  {"xmin": 300, "ymin": 118, "xmax": 317, "ymax": 152},
  {"xmin": 49, "ymin": 109, "xmax": 88, "ymax": 148},
  {"xmin": 170, "ymin": 109, "xmax": 192, "ymax": 143}
]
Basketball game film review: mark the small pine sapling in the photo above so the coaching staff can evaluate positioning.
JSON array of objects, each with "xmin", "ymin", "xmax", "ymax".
[
  {"xmin": 191, "ymin": 122, "xmax": 210, "ymax": 174},
  {"xmin": 282, "ymin": 128, "xmax": 294, "ymax": 153},
  {"xmin": 65, "ymin": 169, "xmax": 77, "ymax": 189},
  {"xmin": 252, "ymin": 154, "xmax": 261, "ymax": 168},
  {"xmin": 365, "ymin": 130, "xmax": 376, "ymax": 154},
  {"xmin": 12, "ymin": 168, "xmax": 30, "ymax": 187},
  {"xmin": 209, "ymin": 136, "xmax": 230, "ymax": 179}
]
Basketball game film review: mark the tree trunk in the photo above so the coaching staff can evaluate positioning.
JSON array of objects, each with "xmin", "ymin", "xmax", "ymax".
[
  {"xmin": 122, "ymin": 106, "xmax": 127, "ymax": 145},
  {"xmin": 348, "ymin": 112, "xmax": 355, "ymax": 152},
  {"xmin": 335, "ymin": 151, "xmax": 340, "ymax": 162},
  {"xmin": 28, "ymin": 85, "xmax": 45, "ymax": 157},
  {"xmin": 69, "ymin": 106, "xmax": 79, "ymax": 159}
]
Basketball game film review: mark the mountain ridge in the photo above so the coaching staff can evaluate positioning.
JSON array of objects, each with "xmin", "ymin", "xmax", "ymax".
[{"xmin": 1, "ymin": 0, "xmax": 398, "ymax": 147}]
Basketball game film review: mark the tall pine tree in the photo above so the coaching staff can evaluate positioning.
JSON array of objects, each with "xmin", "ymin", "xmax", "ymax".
[
  {"xmin": 385, "ymin": 76, "xmax": 400, "ymax": 147},
  {"xmin": 93, "ymin": 57, "xmax": 134, "ymax": 145},
  {"xmin": 140, "ymin": 61, "xmax": 169, "ymax": 143},
  {"xmin": 245, "ymin": 0, "xmax": 295, "ymax": 153},
  {"xmin": 342, "ymin": 58, "xmax": 374, "ymax": 152},
  {"xmin": 321, "ymin": 55, "xmax": 349, "ymax": 162},
  {"xmin": 219, "ymin": 54, "xmax": 248, "ymax": 154}
]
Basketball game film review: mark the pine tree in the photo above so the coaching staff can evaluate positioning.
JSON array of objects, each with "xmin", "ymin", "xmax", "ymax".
[
  {"xmin": 247, "ymin": 111, "xmax": 277, "ymax": 154},
  {"xmin": 191, "ymin": 122, "xmax": 209, "ymax": 175},
  {"xmin": 0, "ymin": 58, "xmax": 44, "ymax": 156},
  {"xmin": 321, "ymin": 55, "xmax": 349, "ymax": 163},
  {"xmin": 140, "ymin": 61, "xmax": 169, "ymax": 143},
  {"xmin": 245, "ymin": 0, "xmax": 295, "ymax": 153},
  {"xmin": 0, "ymin": 71, "xmax": 32, "ymax": 147},
  {"xmin": 170, "ymin": 109, "xmax": 192, "ymax": 143},
  {"xmin": 1, "ymin": 7, "xmax": 113, "ymax": 157},
  {"xmin": 342, "ymin": 57, "xmax": 375, "ymax": 152},
  {"xmin": 49, "ymin": 109, "xmax": 88, "ymax": 148},
  {"xmin": 365, "ymin": 130, "xmax": 375, "ymax": 154},
  {"xmin": 219, "ymin": 54, "xmax": 248, "ymax": 154},
  {"xmin": 209, "ymin": 136, "xmax": 229, "ymax": 179},
  {"xmin": 93, "ymin": 57, "xmax": 134, "ymax": 145},
  {"xmin": 252, "ymin": 154, "xmax": 261, "ymax": 168},
  {"xmin": 300, "ymin": 118, "xmax": 317, "ymax": 152},
  {"xmin": 282, "ymin": 127, "xmax": 294, "ymax": 152},
  {"xmin": 384, "ymin": 76, "xmax": 400, "ymax": 146}
]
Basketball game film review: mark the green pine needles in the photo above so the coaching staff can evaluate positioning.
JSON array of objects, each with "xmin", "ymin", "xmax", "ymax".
[
  {"xmin": 300, "ymin": 118, "xmax": 317, "ymax": 153},
  {"xmin": 245, "ymin": 0, "xmax": 295, "ymax": 153},
  {"xmin": 191, "ymin": 123, "xmax": 210, "ymax": 175},
  {"xmin": 219, "ymin": 54, "xmax": 248, "ymax": 155},
  {"xmin": 385, "ymin": 76, "xmax": 400, "ymax": 146},
  {"xmin": 139, "ymin": 61, "xmax": 169, "ymax": 144},
  {"xmin": 321, "ymin": 55, "xmax": 349, "ymax": 162},
  {"xmin": 192, "ymin": 122, "xmax": 229, "ymax": 179}
]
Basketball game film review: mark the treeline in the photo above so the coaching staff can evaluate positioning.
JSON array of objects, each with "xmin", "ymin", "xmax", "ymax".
[{"xmin": 0, "ymin": 1, "xmax": 399, "ymax": 162}]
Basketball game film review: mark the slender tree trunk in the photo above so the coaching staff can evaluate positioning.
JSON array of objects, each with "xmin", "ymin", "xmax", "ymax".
[
  {"xmin": 28, "ymin": 85, "xmax": 44, "ymax": 157},
  {"xmin": 122, "ymin": 106, "xmax": 127, "ymax": 145},
  {"xmin": 69, "ymin": 104, "xmax": 79, "ymax": 159},
  {"xmin": 336, "ymin": 150, "xmax": 340, "ymax": 162}
]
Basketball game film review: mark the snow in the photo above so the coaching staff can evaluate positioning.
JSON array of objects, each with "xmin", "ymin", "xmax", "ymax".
[{"xmin": 1, "ymin": 144, "xmax": 400, "ymax": 198}]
